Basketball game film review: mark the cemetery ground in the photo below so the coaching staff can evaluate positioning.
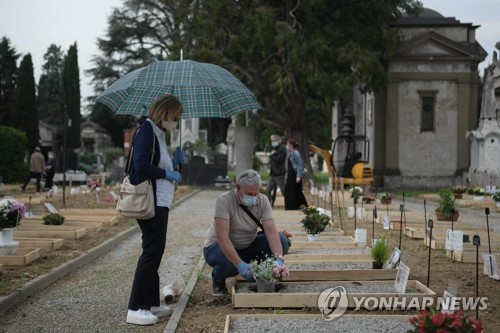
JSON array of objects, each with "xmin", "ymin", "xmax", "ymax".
[{"xmin": 0, "ymin": 183, "xmax": 498, "ymax": 332}]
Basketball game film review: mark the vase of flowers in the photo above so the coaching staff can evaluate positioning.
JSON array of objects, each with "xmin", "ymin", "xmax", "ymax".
[
  {"xmin": 378, "ymin": 192, "xmax": 392, "ymax": 205},
  {"xmin": 0, "ymin": 196, "xmax": 26, "ymax": 239},
  {"xmin": 251, "ymin": 256, "xmax": 289, "ymax": 293},
  {"xmin": 491, "ymin": 191, "xmax": 500, "ymax": 208},
  {"xmin": 0, "ymin": 196, "xmax": 26, "ymax": 254},
  {"xmin": 472, "ymin": 187, "xmax": 485, "ymax": 201},
  {"xmin": 408, "ymin": 309, "xmax": 482, "ymax": 333},
  {"xmin": 299, "ymin": 205, "xmax": 331, "ymax": 240},
  {"xmin": 451, "ymin": 185, "xmax": 467, "ymax": 199},
  {"xmin": 349, "ymin": 186, "xmax": 363, "ymax": 204}
]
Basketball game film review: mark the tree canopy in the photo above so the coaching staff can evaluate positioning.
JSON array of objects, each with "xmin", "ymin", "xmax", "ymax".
[
  {"xmin": 0, "ymin": 37, "xmax": 19, "ymax": 126},
  {"xmin": 89, "ymin": 0, "xmax": 422, "ymax": 159},
  {"xmin": 12, "ymin": 54, "xmax": 39, "ymax": 148}
]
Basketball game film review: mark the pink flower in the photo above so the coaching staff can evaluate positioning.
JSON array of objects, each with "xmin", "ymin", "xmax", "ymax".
[
  {"xmin": 272, "ymin": 267, "xmax": 280, "ymax": 277},
  {"xmin": 432, "ymin": 314, "xmax": 443, "ymax": 327}
]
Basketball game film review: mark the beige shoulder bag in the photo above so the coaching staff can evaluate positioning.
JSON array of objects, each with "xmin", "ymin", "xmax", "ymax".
[{"xmin": 116, "ymin": 128, "xmax": 156, "ymax": 220}]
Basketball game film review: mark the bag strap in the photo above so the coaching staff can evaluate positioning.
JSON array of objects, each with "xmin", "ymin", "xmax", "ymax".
[
  {"xmin": 239, "ymin": 204, "xmax": 264, "ymax": 233},
  {"xmin": 124, "ymin": 125, "xmax": 156, "ymax": 176}
]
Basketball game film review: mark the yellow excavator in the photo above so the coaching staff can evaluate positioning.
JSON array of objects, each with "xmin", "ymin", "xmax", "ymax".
[{"xmin": 309, "ymin": 135, "xmax": 374, "ymax": 187}]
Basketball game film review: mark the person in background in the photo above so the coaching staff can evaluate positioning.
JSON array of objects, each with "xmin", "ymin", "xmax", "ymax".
[
  {"xmin": 126, "ymin": 95, "xmax": 184, "ymax": 326},
  {"xmin": 265, "ymin": 134, "xmax": 287, "ymax": 207},
  {"xmin": 44, "ymin": 151, "xmax": 57, "ymax": 190},
  {"xmin": 284, "ymin": 139, "xmax": 308, "ymax": 210},
  {"xmin": 203, "ymin": 169, "xmax": 289, "ymax": 296},
  {"xmin": 21, "ymin": 146, "xmax": 45, "ymax": 193}
]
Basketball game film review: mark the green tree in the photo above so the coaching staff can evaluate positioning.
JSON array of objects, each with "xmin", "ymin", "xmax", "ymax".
[
  {"xmin": 88, "ymin": 0, "xmax": 422, "ymax": 160},
  {"xmin": 12, "ymin": 54, "xmax": 39, "ymax": 148},
  {"xmin": 62, "ymin": 43, "xmax": 82, "ymax": 149},
  {"xmin": 0, "ymin": 37, "xmax": 19, "ymax": 126},
  {"xmin": 0, "ymin": 126, "xmax": 28, "ymax": 182},
  {"xmin": 37, "ymin": 44, "xmax": 64, "ymax": 126}
]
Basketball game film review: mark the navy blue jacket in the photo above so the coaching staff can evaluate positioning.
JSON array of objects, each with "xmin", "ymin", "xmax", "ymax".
[{"xmin": 127, "ymin": 120, "xmax": 165, "ymax": 205}]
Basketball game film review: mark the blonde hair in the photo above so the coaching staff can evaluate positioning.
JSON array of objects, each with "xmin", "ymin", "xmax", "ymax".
[{"xmin": 149, "ymin": 95, "xmax": 183, "ymax": 125}]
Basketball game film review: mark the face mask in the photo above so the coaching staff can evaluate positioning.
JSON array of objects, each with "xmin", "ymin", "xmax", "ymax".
[
  {"xmin": 241, "ymin": 194, "xmax": 257, "ymax": 207},
  {"xmin": 271, "ymin": 142, "xmax": 279, "ymax": 148},
  {"xmin": 162, "ymin": 120, "xmax": 178, "ymax": 131}
]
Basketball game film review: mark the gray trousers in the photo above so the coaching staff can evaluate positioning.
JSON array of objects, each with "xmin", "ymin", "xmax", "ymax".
[{"xmin": 265, "ymin": 174, "xmax": 286, "ymax": 206}]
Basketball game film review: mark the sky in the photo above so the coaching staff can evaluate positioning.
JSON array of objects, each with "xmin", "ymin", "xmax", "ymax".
[{"xmin": 0, "ymin": 0, "xmax": 499, "ymax": 114}]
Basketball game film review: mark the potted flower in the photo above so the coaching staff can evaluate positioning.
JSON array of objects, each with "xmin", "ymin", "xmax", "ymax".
[
  {"xmin": 472, "ymin": 187, "xmax": 486, "ymax": 201},
  {"xmin": 492, "ymin": 191, "xmax": 500, "ymax": 208},
  {"xmin": 451, "ymin": 185, "xmax": 467, "ymax": 199},
  {"xmin": 300, "ymin": 205, "xmax": 331, "ymax": 241},
  {"xmin": 378, "ymin": 192, "xmax": 392, "ymax": 205},
  {"xmin": 0, "ymin": 196, "xmax": 26, "ymax": 249},
  {"xmin": 362, "ymin": 194, "xmax": 375, "ymax": 204},
  {"xmin": 43, "ymin": 213, "xmax": 65, "ymax": 225},
  {"xmin": 371, "ymin": 237, "xmax": 390, "ymax": 269},
  {"xmin": 250, "ymin": 255, "xmax": 289, "ymax": 293},
  {"xmin": 408, "ymin": 309, "xmax": 482, "ymax": 333},
  {"xmin": 348, "ymin": 186, "xmax": 363, "ymax": 204},
  {"xmin": 435, "ymin": 188, "xmax": 459, "ymax": 221}
]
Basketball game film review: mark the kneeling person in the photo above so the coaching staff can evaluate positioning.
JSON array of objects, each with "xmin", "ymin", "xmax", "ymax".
[{"xmin": 203, "ymin": 169, "xmax": 289, "ymax": 296}]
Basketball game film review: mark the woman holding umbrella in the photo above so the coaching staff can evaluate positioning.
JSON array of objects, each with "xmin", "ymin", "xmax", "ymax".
[{"xmin": 126, "ymin": 95, "xmax": 184, "ymax": 326}]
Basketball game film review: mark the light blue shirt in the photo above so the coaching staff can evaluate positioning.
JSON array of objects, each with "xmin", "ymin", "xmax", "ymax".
[{"xmin": 148, "ymin": 119, "xmax": 175, "ymax": 208}]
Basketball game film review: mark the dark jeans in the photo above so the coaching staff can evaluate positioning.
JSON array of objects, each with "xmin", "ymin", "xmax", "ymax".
[
  {"xmin": 128, "ymin": 206, "xmax": 169, "ymax": 310},
  {"xmin": 203, "ymin": 233, "xmax": 290, "ymax": 285},
  {"xmin": 45, "ymin": 171, "xmax": 55, "ymax": 189},
  {"xmin": 22, "ymin": 171, "xmax": 42, "ymax": 192}
]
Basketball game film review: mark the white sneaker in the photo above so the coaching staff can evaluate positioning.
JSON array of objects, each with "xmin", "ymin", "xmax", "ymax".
[
  {"xmin": 126, "ymin": 309, "xmax": 159, "ymax": 326},
  {"xmin": 151, "ymin": 305, "xmax": 173, "ymax": 318}
]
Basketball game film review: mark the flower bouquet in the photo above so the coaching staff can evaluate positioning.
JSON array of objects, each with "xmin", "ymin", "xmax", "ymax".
[
  {"xmin": 378, "ymin": 192, "xmax": 392, "ymax": 204},
  {"xmin": 0, "ymin": 196, "xmax": 26, "ymax": 230},
  {"xmin": 451, "ymin": 185, "xmax": 467, "ymax": 199},
  {"xmin": 472, "ymin": 187, "xmax": 485, "ymax": 201},
  {"xmin": 408, "ymin": 309, "xmax": 482, "ymax": 333},
  {"xmin": 349, "ymin": 186, "xmax": 363, "ymax": 203},
  {"xmin": 299, "ymin": 205, "xmax": 331, "ymax": 236},
  {"xmin": 251, "ymin": 255, "xmax": 289, "ymax": 292},
  {"xmin": 362, "ymin": 194, "xmax": 375, "ymax": 204}
]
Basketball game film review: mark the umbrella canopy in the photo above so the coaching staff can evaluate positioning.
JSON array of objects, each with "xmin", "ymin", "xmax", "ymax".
[{"xmin": 95, "ymin": 60, "xmax": 262, "ymax": 119}]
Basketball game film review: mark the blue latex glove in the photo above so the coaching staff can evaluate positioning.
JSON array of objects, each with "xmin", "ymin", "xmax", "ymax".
[
  {"xmin": 172, "ymin": 147, "xmax": 185, "ymax": 168},
  {"xmin": 274, "ymin": 258, "xmax": 284, "ymax": 267},
  {"xmin": 236, "ymin": 261, "xmax": 254, "ymax": 281},
  {"xmin": 165, "ymin": 170, "xmax": 182, "ymax": 183}
]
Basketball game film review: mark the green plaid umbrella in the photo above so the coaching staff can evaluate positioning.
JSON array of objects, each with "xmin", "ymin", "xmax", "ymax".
[{"xmin": 95, "ymin": 60, "xmax": 262, "ymax": 118}]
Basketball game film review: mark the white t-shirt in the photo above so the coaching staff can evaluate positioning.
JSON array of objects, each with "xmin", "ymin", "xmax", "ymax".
[
  {"xmin": 148, "ymin": 119, "xmax": 175, "ymax": 208},
  {"xmin": 204, "ymin": 190, "xmax": 273, "ymax": 250}
]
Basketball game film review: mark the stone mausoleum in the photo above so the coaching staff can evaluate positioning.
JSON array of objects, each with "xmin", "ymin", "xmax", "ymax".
[{"xmin": 346, "ymin": 8, "xmax": 489, "ymax": 189}]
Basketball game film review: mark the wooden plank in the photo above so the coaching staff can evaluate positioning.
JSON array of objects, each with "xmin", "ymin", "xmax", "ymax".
[
  {"xmin": 224, "ymin": 314, "xmax": 411, "ymax": 333},
  {"xmin": 407, "ymin": 226, "xmax": 493, "ymax": 240},
  {"xmin": 235, "ymin": 269, "xmax": 397, "ymax": 281},
  {"xmin": 58, "ymin": 208, "xmax": 118, "ymax": 216},
  {"xmin": 21, "ymin": 219, "xmax": 103, "ymax": 233},
  {"xmin": 0, "ymin": 248, "xmax": 41, "ymax": 266},
  {"xmin": 232, "ymin": 280, "xmax": 436, "ymax": 309},
  {"xmin": 446, "ymin": 250, "xmax": 500, "ymax": 263},
  {"xmin": 14, "ymin": 237, "xmax": 64, "ymax": 250},
  {"xmin": 14, "ymin": 228, "xmax": 86, "ymax": 240},
  {"xmin": 25, "ymin": 215, "xmax": 116, "ymax": 227},
  {"xmin": 285, "ymin": 253, "xmax": 372, "ymax": 262},
  {"xmin": 291, "ymin": 240, "xmax": 358, "ymax": 249}
]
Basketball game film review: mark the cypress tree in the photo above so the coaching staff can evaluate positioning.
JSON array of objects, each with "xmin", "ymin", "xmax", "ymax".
[
  {"xmin": 62, "ymin": 43, "xmax": 81, "ymax": 149},
  {"xmin": 12, "ymin": 54, "xmax": 39, "ymax": 148},
  {"xmin": 0, "ymin": 37, "xmax": 19, "ymax": 126},
  {"xmin": 37, "ymin": 44, "xmax": 64, "ymax": 126}
]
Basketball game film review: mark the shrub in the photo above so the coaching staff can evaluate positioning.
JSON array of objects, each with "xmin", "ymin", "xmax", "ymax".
[
  {"xmin": 371, "ymin": 237, "xmax": 390, "ymax": 264},
  {"xmin": 437, "ymin": 188, "xmax": 456, "ymax": 217},
  {"xmin": 0, "ymin": 126, "xmax": 29, "ymax": 183},
  {"xmin": 43, "ymin": 213, "xmax": 65, "ymax": 225}
]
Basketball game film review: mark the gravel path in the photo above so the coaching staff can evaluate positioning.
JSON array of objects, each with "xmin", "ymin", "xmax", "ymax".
[
  {"xmin": 229, "ymin": 316, "xmax": 413, "ymax": 333},
  {"xmin": 0, "ymin": 190, "xmax": 222, "ymax": 333}
]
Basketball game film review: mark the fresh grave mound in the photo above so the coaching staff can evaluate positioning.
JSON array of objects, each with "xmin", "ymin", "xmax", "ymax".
[
  {"xmin": 235, "ymin": 282, "xmax": 420, "ymax": 294},
  {"xmin": 290, "ymin": 247, "xmax": 371, "ymax": 255}
]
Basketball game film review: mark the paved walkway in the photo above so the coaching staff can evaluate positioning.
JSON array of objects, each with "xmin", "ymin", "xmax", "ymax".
[{"xmin": 0, "ymin": 190, "xmax": 221, "ymax": 333}]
